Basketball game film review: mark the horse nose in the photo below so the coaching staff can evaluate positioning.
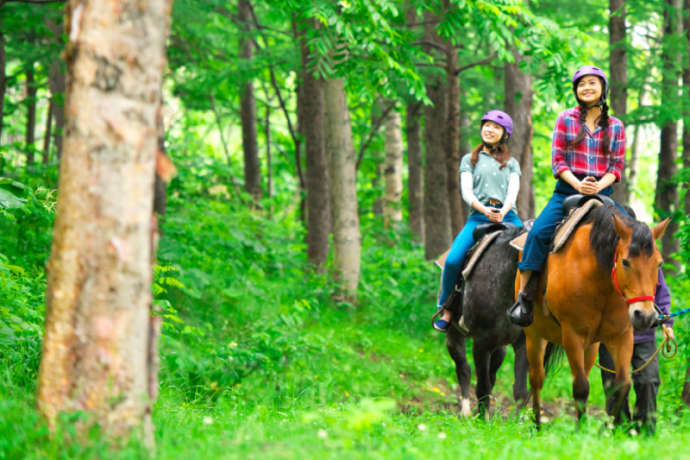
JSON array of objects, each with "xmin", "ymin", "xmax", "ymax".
[{"xmin": 629, "ymin": 305, "xmax": 656, "ymax": 331}]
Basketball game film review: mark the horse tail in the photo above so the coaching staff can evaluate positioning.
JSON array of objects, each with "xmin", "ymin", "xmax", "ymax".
[{"xmin": 543, "ymin": 342, "xmax": 565, "ymax": 376}]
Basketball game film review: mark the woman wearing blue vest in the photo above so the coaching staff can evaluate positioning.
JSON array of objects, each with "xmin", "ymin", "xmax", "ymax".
[
  {"xmin": 434, "ymin": 110, "xmax": 522, "ymax": 332},
  {"xmin": 508, "ymin": 65, "xmax": 625, "ymax": 326}
]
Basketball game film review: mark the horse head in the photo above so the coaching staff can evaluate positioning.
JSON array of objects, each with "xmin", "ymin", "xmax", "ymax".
[{"xmin": 612, "ymin": 215, "xmax": 670, "ymax": 331}]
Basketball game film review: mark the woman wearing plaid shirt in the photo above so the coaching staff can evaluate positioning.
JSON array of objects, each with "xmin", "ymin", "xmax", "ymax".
[{"xmin": 508, "ymin": 65, "xmax": 625, "ymax": 327}]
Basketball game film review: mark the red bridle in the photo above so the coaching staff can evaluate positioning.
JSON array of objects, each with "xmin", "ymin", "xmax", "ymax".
[{"xmin": 611, "ymin": 252, "xmax": 656, "ymax": 304}]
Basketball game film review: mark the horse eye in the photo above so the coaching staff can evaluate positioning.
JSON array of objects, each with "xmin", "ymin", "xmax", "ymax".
[{"xmin": 621, "ymin": 259, "xmax": 631, "ymax": 268}]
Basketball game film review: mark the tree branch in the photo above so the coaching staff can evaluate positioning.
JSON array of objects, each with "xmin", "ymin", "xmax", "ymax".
[
  {"xmin": 355, "ymin": 101, "xmax": 396, "ymax": 171},
  {"xmin": 455, "ymin": 54, "xmax": 496, "ymax": 75}
]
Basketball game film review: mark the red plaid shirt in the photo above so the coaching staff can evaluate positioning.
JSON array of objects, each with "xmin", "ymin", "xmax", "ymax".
[{"xmin": 551, "ymin": 106, "xmax": 625, "ymax": 181}]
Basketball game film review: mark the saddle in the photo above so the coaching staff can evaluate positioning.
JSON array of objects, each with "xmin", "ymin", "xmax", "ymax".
[
  {"xmin": 509, "ymin": 194, "xmax": 612, "ymax": 253},
  {"xmin": 436, "ymin": 222, "xmax": 521, "ymax": 280}
]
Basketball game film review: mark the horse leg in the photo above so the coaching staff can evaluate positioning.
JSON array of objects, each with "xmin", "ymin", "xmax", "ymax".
[
  {"xmin": 512, "ymin": 337, "xmax": 529, "ymax": 405},
  {"xmin": 602, "ymin": 332, "xmax": 633, "ymax": 426},
  {"xmin": 473, "ymin": 341, "xmax": 493, "ymax": 419},
  {"xmin": 489, "ymin": 346, "xmax": 507, "ymax": 389},
  {"xmin": 525, "ymin": 333, "xmax": 547, "ymax": 430},
  {"xmin": 561, "ymin": 325, "xmax": 589, "ymax": 423},
  {"xmin": 446, "ymin": 330, "xmax": 472, "ymax": 416}
]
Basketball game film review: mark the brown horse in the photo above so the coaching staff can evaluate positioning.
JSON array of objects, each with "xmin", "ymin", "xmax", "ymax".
[{"xmin": 518, "ymin": 204, "xmax": 669, "ymax": 429}]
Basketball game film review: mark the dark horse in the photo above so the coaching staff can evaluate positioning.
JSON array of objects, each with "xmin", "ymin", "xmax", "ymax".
[
  {"xmin": 444, "ymin": 224, "xmax": 530, "ymax": 416},
  {"xmin": 520, "ymin": 204, "xmax": 669, "ymax": 429}
]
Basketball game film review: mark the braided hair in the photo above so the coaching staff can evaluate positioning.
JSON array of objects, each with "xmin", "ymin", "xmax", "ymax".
[{"xmin": 567, "ymin": 78, "xmax": 611, "ymax": 157}]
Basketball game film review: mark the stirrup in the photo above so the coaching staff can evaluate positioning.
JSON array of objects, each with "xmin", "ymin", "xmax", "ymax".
[{"xmin": 507, "ymin": 292, "xmax": 533, "ymax": 327}]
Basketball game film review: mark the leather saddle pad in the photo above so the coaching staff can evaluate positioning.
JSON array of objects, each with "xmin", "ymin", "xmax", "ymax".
[
  {"xmin": 508, "ymin": 199, "xmax": 602, "ymax": 253},
  {"xmin": 433, "ymin": 230, "xmax": 504, "ymax": 280}
]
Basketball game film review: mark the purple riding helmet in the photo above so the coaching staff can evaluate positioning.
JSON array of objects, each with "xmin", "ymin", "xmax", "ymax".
[
  {"xmin": 481, "ymin": 110, "xmax": 513, "ymax": 140},
  {"xmin": 572, "ymin": 65, "xmax": 609, "ymax": 101}
]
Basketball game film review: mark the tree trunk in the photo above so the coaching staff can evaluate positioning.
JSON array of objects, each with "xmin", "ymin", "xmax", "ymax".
[
  {"xmin": 610, "ymin": 0, "xmax": 628, "ymax": 202},
  {"xmin": 324, "ymin": 77, "xmax": 360, "ymax": 300},
  {"xmin": 46, "ymin": 17, "xmax": 67, "ymax": 162},
  {"xmin": 25, "ymin": 66, "xmax": 37, "ymax": 165},
  {"xmin": 683, "ymin": 0, "xmax": 690, "ymax": 214},
  {"xmin": 42, "ymin": 99, "xmax": 53, "ymax": 163},
  {"xmin": 0, "ymin": 29, "xmax": 5, "ymax": 145},
  {"xmin": 406, "ymin": 101, "xmax": 424, "ymax": 241},
  {"xmin": 627, "ymin": 82, "xmax": 649, "ymax": 197},
  {"xmin": 422, "ymin": 11, "xmax": 451, "ymax": 259},
  {"xmin": 504, "ymin": 52, "xmax": 535, "ymax": 220},
  {"xmin": 383, "ymin": 102, "xmax": 403, "ymax": 226},
  {"xmin": 238, "ymin": 0, "xmax": 261, "ymax": 202},
  {"xmin": 457, "ymin": 87, "xmax": 471, "ymax": 224},
  {"xmin": 655, "ymin": 0, "xmax": 682, "ymax": 270},
  {"xmin": 446, "ymin": 40, "xmax": 463, "ymax": 237},
  {"xmin": 37, "ymin": 0, "xmax": 171, "ymax": 443},
  {"xmin": 299, "ymin": 21, "xmax": 330, "ymax": 269}
]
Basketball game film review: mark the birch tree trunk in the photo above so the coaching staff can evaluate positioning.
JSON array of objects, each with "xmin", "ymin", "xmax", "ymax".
[
  {"xmin": 504, "ymin": 52, "xmax": 535, "ymax": 220},
  {"xmin": 655, "ymin": 0, "xmax": 681, "ymax": 270},
  {"xmin": 610, "ymin": 0, "xmax": 628, "ymax": 202},
  {"xmin": 383, "ymin": 103, "xmax": 403, "ymax": 225},
  {"xmin": 324, "ymin": 77, "xmax": 360, "ymax": 299},
  {"xmin": 238, "ymin": 0, "xmax": 261, "ymax": 202},
  {"xmin": 422, "ymin": 11, "xmax": 451, "ymax": 260},
  {"xmin": 299, "ymin": 21, "xmax": 330, "ymax": 268},
  {"xmin": 37, "ymin": 0, "xmax": 172, "ymax": 443}
]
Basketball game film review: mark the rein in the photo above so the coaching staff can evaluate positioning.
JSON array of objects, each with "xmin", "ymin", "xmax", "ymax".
[
  {"xmin": 596, "ymin": 325, "xmax": 677, "ymax": 374},
  {"xmin": 611, "ymin": 252, "xmax": 655, "ymax": 304}
]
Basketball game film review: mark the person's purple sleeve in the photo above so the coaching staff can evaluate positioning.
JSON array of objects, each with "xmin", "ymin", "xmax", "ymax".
[{"xmin": 656, "ymin": 269, "xmax": 673, "ymax": 328}]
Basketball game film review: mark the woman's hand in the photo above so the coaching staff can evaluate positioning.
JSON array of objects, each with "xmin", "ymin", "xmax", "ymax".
[
  {"xmin": 486, "ymin": 208, "xmax": 503, "ymax": 223},
  {"xmin": 578, "ymin": 176, "xmax": 599, "ymax": 195}
]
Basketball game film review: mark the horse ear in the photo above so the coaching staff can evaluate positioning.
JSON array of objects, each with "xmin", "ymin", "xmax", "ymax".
[
  {"xmin": 652, "ymin": 217, "xmax": 671, "ymax": 241},
  {"xmin": 612, "ymin": 214, "xmax": 632, "ymax": 241}
]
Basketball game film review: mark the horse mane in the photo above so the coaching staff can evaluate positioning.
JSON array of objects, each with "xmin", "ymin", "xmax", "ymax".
[{"xmin": 584, "ymin": 204, "xmax": 655, "ymax": 271}]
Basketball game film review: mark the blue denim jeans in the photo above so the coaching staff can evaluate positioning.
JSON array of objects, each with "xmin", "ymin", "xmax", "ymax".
[
  {"xmin": 517, "ymin": 179, "xmax": 624, "ymax": 272},
  {"xmin": 438, "ymin": 209, "xmax": 522, "ymax": 306}
]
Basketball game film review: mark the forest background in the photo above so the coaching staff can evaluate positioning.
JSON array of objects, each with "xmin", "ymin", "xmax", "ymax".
[{"xmin": 2, "ymin": 0, "xmax": 690, "ymax": 458}]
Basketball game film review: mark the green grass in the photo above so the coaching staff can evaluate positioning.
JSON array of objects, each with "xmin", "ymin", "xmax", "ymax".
[{"xmin": 2, "ymin": 186, "xmax": 690, "ymax": 459}]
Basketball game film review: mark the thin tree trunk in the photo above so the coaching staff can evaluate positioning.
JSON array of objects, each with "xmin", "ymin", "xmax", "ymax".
[
  {"xmin": 627, "ymin": 83, "xmax": 649, "ymax": 196},
  {"xmin": 610, "ymin": 0, "xmax": 628, "ymax": 202},
  {"xmin": 682, "ymin": 364, "xmax": 690, "ymax": 407},
  {"xmin": 446, "ymin": 36, "xmax": 463, "ymax": 237},
  {"xmin": 504, "ymin": 51, "xmax": 535, "ymax": 220},
  {"xmin": 457, "ymin": 87, "xmax": 470, "ymax": 224},
  {"xmin": 383, "ymin": 102, "xmax": 403, "ymax": 226},
  {"xmin": 238, "ymin": 0, "xmax": 261, "ymax": 202},
  {"xmin": 299, "ymin": 21, "xmax": 330, "ymax": 269},
  {"xmin": 38, "ymin": 0, "xmax": 171, "ymax": 443},
  {"xmin": 42, "ymin": 99, "xmax": 53, "ymax": 163},
  {"xmin": 324, "ymin": 77, "xmax": 360, "ymax": 300},
  {"xmin": 683, "ymin": 0, "xmax": 690, "ymax": 214},
  {"xmin": 209, "ymin": 94, "xmax": 240, "ymax": 193},
  {"xmin": 422, "ymin": 11, "xmax": 451, "ymax": 259},
  {"xmin": 655, "ymin": 0, "xmax": 682, "ymax": 270},
  {"xmin": 25, "ymin": 66, "xmax": 37, "ymax": 165},
  {"xmin": 0, "ymin": 29, "xmax": 5, "ymax": 145},
  {"xmin": 46, "ymin": 18, "xmax": 66, "ymax": 161},
  {"xmin": 404, "ymin": 4, "xmax": 424, "ymax": 241},
  {"xmin": 406, "ymin": 101, "xmax": 424, "ymax": 241}
]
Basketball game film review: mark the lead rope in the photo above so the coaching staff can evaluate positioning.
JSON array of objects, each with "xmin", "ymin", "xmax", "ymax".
[{"xmin": 595, "ymin": 325, "xmax": 677, "ymax": 374}]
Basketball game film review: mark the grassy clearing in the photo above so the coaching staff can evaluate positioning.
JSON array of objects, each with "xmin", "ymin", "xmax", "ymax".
[{"xmin": 2, "ymin": 188, "xmax": 690, "ymax": 459}]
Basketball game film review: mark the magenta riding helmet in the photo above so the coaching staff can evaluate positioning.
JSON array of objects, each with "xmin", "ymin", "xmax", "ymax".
[
  {"xmin": 481, "ymin": 110, "xmax": 513, "ymax": 139},
  {"xmin": 572, "ymin": 65, "xmax": 609, "ymax": 99}
]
